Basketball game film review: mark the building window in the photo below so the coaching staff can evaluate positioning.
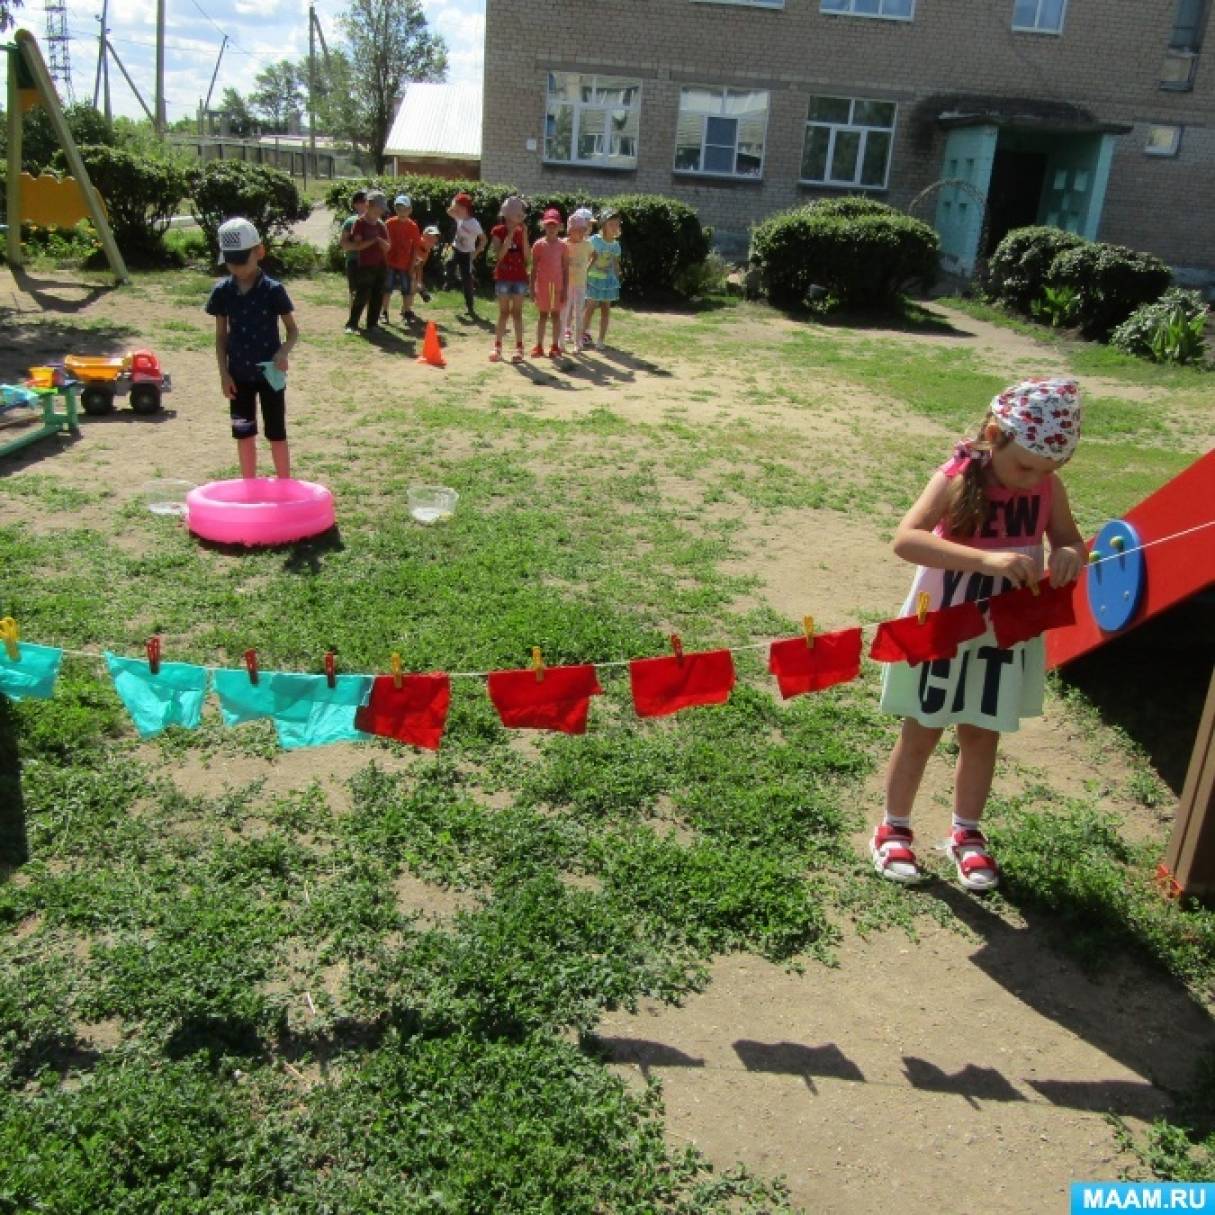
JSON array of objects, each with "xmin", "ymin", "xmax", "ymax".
[
  {"xmin": 820, "ymin": 0, "xmax": 914, "ymax": 18},
  {"xmin": 1012, "ymin": 0, "xmax": 1066, "ymax": 32},
  {"xmin": 1169, "ymin": 0, "xmax": 1208, "ymax": 49},
  {"xmin": 1145, "ymin": 124, "xmax": 1183, "ymax": 155},
  {"xmin": 544, "ymin": 73, "xmax": 641, "ymax": 170},
  {"xmin": 801, "ymin": 96, "xmax": 896, "ymax": 188},
  {"xmin": 674, "ymin": 87, "xmax": 769, "ymax": 179}
]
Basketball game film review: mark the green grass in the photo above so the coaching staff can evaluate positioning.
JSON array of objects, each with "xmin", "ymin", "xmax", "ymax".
[{"xmin": 2, "ymin": 273, "xmax": 1213, "ymax": 1206}]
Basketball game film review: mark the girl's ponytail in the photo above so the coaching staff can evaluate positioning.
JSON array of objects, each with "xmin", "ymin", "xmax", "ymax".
[{"xmin": 946, "ymin": 414, "xmax": 1009, "ymax": 537}]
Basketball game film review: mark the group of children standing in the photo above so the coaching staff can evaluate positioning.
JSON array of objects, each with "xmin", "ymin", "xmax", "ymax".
[
  {"xmin": 340, "ymin": 189, "xmax": 441, "ymax": 336},
  {"xmin": 468, "ymin": 194, "xmax": 623, "ymax": 363}
]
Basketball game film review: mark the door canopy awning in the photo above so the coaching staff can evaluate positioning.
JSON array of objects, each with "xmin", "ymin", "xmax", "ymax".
[{"xmin": 937, "ymin": 110, "xmax": 1132, "ymax": 136}]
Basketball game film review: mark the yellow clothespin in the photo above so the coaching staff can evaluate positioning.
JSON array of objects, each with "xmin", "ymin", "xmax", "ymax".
[
  {"xmin": 1088, "ymin": 549, "xmax": 1101, "ymax": 564},
  {"xmin": 0, "ymin": 617, "xmax": 19, "ymax": 661},
  {"xmin": 390, "ymin": 652, "xmax": 403, "ymax": 690},
  {"xmin": 915, "ymin": 592, "xmax": 931, "ymax": 626},
  {"xmin": 803, "ymin": 615, "xmax": 814, "ymax": 649},
  {"xmin": 1110, "ymin": 535, "xmax": 1125, "ymax": 553},
  {"xmin": 531, "ymin": 645, "xmax": 545, "ymax": 682}
]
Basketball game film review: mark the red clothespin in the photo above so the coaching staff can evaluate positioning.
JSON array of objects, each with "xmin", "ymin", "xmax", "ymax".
[
  {"xmin": 670, "ymin": 633, "xmax": 684, "ymax": 663},
  {"xmin": 324, "ymin": 650, "xmax": 336, "ymax": 689},
  {"xmin": 803, "ymin": 615, "xmax": 814, "ymax": 650},
  {"xmin": 146, "ymin": 634, "xmax": 161, "ymax": 675},
  {"xmin": 915, "ymin": 592, "xmax": 931, "ymax": 626},
  {"xmin": 243, "ymin": 648, "xmax": 259, "ymax": 686},
  {"xmin": 531, "ymin": 646, "xmax": 545, "ymax": 682},
  {"xmin": 390, "ymin": 652, "xmax": 403, "ymax": 690}
]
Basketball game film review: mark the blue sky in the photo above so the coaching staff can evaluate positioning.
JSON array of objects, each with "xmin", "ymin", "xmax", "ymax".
[{"xmin": 7, "ymin": 0, "xmax": 483, "ymax": 122}]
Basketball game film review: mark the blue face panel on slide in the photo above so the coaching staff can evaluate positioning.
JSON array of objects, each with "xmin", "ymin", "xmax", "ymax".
[{"xmin": 1087, "ymin": 519, "xmax": 1145, "ymax": 633}]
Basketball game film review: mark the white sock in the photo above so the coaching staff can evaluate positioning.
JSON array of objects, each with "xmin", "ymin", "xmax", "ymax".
[
  {"xmin": 883, "ymin": 813, "xmax": 911, "ymax": 831},
  {"xmin": 952, "ymin": 814, "xmax": 980, "ymax": 834}
]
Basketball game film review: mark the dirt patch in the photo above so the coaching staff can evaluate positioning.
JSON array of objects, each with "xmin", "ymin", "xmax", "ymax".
[
  {"xmin": 596, "ymin": 933, "xmax": 1209, "ymax": 1214},
  {"xmin": 394, "ymin": 870, "xmax": 479, "ymax": 924}
]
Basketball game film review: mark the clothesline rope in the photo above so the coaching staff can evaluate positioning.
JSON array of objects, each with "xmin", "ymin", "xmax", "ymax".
[{"xmin": 32, "ymin": 517, "xmax": 1215, "ymax": 681}]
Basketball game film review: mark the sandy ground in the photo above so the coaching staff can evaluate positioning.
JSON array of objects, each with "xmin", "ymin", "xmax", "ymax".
[{"xmin": 2, "ymin": 267, "xmax": 1209, "ymax": 1212}]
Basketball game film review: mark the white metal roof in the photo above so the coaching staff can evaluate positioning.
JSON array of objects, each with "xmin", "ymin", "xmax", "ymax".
[{"xmin": 384, "ymin": 81, "xmax": 482, "ymax": 160}]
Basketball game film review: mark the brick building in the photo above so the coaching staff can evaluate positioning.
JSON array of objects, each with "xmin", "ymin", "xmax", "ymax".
[{"xmin": 481, "ymin": 0, "xmax": 1215, "ymax": 287}]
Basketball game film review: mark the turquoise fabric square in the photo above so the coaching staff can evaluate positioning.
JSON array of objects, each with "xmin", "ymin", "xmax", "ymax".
[
  {"xmin": 0, "ymin": 642, "xmax": 63, "ymax": 701},
  {"xmin": 258, "ymin": 361, "xmax": 287, "ymax": 391},
  {"xmin": 213, "ymin": 667, "xmax": 278, "ymax": 725},
  {"xmin": 269, "ymin": 673, "xmax": 372, "ymax": 750},
  {"xmin": 105, "ymin": 653, "xmax": 209, "ymax": 737}
]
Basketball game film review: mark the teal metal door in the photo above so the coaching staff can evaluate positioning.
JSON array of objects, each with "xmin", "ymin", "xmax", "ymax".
[
  {"xmin": 1038, "ymin": 132, "xmax": 1116, "ymax": 240},
  {"xmin": 935, "ymin": 124, "xmax": 998, "ymax": 277}
]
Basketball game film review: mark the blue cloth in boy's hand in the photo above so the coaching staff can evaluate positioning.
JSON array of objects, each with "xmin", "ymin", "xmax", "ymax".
[{"xmin": 258, "ymin": 361, "xmax": 287, "ymax": 391}]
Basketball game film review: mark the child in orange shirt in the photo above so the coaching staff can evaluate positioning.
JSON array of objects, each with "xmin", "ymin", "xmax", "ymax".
[{"xmin": 385, "ymin": 194, "xmax": 421, "ymax": 325}]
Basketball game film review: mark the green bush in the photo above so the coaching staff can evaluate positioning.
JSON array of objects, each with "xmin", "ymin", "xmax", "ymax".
[
  {"xmin": 750, "ymin": 200, "xmax": 939, "ymax": 309},
  {"xmin": 51, "ymin": 144, "xmax": 187, "ymax": 261},
  {"xmin": 984, "ymin": 225, "xmax": 1088, "ymax": 314},
  {"xmin": 1110, "ymin": 288, "xmax": 1209, "ymax": 364},
  {"xmin": 321, "ymin": 176, "xmax": 712, "ymax": 300},
  {"xmin": 1029, "ymin": 284, "xmax": 1080, "ymax": 329},
  {"xmin": 188, "ymin": 160, "xmax": 311, "ymax": 261},
  {"xmin": 18, "ymin": 219, "xmax": 102, "ymax": 266},
  {"xmin": 263, "ymin": 236, "xmax": 321, "ymax": 278},
  {"xmin": 1048, "ymin": 241, "xmax": 1173, "ymax": 339}
]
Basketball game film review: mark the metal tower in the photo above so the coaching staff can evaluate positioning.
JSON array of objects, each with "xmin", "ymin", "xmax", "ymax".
[{"xmin": 44, "ymin": 0, "xmax": 75, "ymax": 103}]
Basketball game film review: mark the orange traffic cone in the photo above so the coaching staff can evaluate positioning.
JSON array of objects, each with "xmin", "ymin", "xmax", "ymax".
[{"xmin": 416, "ymin": 320, "xmax": 446, "ymax": 368}]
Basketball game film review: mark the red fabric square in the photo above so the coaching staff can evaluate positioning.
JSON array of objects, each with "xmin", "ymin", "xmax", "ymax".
[
  {"xmin": 354, "ymin": 673, "xmax": 451, "ymax": 751},
  {"xmin": 487, "ymin": 663, "xmax": 603, "ymax": 734},
  {"xmin": 989, "ymin": 578, "xmax": 1077, "ymax": 648},
  {"xmin": 629, "ymin": 648, "xmax": 735, "ymax": 718},
  {"xmin": 767, "ymin": 627, "xmax": 863, "ymax": 699},
  {"xmin": 869, "ymin": 601, "xmax": 987, "ymax": 664}
]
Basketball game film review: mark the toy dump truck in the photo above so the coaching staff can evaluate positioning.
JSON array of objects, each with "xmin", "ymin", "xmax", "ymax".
[{"xmin": 62, "ymin": 349, "xmax": 171, "ymax": 416}]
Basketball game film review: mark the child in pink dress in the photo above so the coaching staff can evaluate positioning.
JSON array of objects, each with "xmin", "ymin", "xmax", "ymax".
[{"xmin": 530, "ymin": 208, "xmax": 570, "ymax": 357}]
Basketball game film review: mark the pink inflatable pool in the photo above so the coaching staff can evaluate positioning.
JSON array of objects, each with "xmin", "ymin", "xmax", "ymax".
[{"xmin": 186, "ymin": 477, "xmax": 335, "ymax": 546}]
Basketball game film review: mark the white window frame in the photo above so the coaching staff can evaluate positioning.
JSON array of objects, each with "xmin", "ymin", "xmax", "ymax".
[
  {"xmin": 542, "ymin": 72, "xmax": 642, "ymax": 171},
  {"xmin": 800, "ymin": 96, "xmax": 897, "ymax": 190},
  {"xmin": 673, "ymin": 86, "xmax": 770, "ymax": 181},
  {"xmin": 1011, "ymin": 0, "xmax": 1068, "ymax": 34},
  {"xmin": 819, "ymin": 0, "xmax": 915, "ymax": 21},
  {"xmin": 1145, "ymin": 124, "xmax": 1183, "ymax": 155}
]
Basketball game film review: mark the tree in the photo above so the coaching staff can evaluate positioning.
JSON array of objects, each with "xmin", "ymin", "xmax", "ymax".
[
  {"xmin": 21, "ymin": 101, "xmax": 114, "ymax": 172},
  {"xmin": 218, "ymin": 87, "xmax": 256, "ymax": 138},
  {"xmin": 250, "ymin": 60, "xmax": 303, "ymax": 133},
  {"xmin": 0, "ymin": 1, "xmax": 23, "ymax": 32},
  {"xmin": 297, "ymin": 47, "xmax": 364, "ymax": 149},
  {"xmin": 339, "ymin": 0, "xmax": 447, "ymax": 170}
]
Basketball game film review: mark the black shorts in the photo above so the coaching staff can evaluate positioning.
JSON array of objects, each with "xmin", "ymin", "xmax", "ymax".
[
  {"xmin": 346, "ymin": 260, "xmax": 358, "ymax": 295},
  {"xmin": 230, "ymin": 377, "xmax": 287, "ymax": 442}
]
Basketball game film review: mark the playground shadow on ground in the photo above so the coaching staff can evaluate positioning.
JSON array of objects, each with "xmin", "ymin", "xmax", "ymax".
[
  {"xmin": 1058, "ymin": 595, "xmax": 1214, "ymax": 794},
  {"xmin": 0, "ymin": 698, "xmax": 29, "ymax": 876},
  {"xmin": 0, "ymin": 317, "xmax": 142, "ymax": 385},
  {"xmin": 3, "ymin": 267, "xmax": 116, "ymax": 316}
]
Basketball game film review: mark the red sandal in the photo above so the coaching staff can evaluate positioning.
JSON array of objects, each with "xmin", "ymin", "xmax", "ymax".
[
  {"xmin": 870, "ymin": 822, "xmax": 927, "ymax": 885},
  {"xmin": 948, "ymin": 827, "xmax": 1000, "ymax": 892}
]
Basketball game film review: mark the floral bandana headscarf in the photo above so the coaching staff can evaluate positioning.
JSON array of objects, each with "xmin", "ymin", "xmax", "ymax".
[{"xmin": 989, "ymin": 377, "xmax": 1082, "ymax": 462}]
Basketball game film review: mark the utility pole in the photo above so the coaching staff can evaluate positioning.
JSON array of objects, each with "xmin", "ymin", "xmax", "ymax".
[
  {"xmin": 204, "ymin": 34, "xmax": 227, "ymax": 113},
  {"xmin": 106, "ymin": 39, "xmax": 157, "ymax": 126},
  {"xmin": 154, "ymin": 0, "xmax": 166, "ymax": 136},
  {"xmin": 308, "ymin": 2, "xmax": 317, "ymax": 185}
]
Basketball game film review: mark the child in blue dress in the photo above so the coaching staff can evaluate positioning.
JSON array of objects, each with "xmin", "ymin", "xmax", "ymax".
[{"xmin": 583, "ymin": 209, "xmax": 622, "ymax": 349}]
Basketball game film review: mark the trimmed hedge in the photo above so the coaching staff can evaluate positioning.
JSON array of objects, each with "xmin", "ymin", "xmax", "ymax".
[
  {"xmin": 189, "ymin": 160, "xmax": 311, "ymax": 262},
  {"xmin": 986, "ymin": 226, "xmax": 1173, "ymax": 339},
  {"xmin": 983, "ymin": 225, "xmax": 1086, "ymax": 314},
  {"xmin": 322, "ymin": 176, "xmax": 710, "ymax": 300},
  {"xmin": 51, "ymin": 145, "xmax": 186, "ymax": 260},
  {"xmin": 749, "ymin": 198, "xmax": 939, "ymax": 309},
  {"xmin": 1048, "ymin": 241, "xmax": 1172, "ymax": 339}
]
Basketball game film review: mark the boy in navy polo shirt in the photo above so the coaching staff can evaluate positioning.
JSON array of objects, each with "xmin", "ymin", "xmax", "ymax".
[{"xmin": 205, "ymin": 217, "xmax": 299, "ymax": 479}]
